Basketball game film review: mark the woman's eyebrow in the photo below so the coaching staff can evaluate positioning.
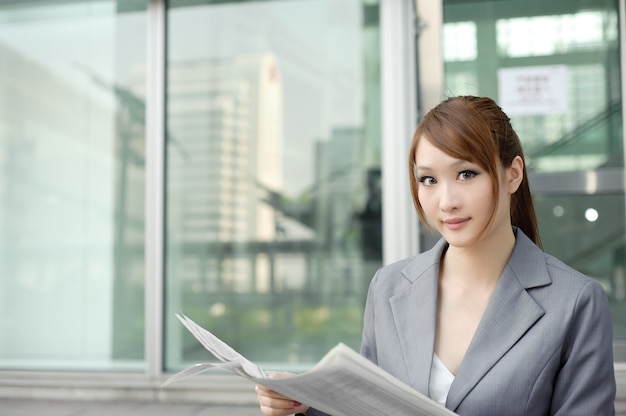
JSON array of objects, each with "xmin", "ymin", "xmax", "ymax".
[{"xmin": 414, "ymin": 159, "xmax": 470, "ymax": 171}]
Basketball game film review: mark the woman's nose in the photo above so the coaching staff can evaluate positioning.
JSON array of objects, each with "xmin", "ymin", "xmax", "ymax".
[{"xmin": 439, "ymin": 183, "xmax": 460, "ymax": 212}]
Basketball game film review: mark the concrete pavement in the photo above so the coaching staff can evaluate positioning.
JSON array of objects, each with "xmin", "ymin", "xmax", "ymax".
[
  {"xmin": 0, "ymin": 399, "xmax": 262, "ymax": 416},
  {"xmin": 1, "ymin": 398, "xmax": 625, "ymax": 415}
]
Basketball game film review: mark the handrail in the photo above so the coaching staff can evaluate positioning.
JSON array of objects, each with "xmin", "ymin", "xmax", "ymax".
[{"xmin": 526, "ymin": 100, "xmax": 622, "ymax": 168}]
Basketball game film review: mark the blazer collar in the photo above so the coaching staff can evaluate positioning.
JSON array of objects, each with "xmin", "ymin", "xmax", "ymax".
[
  {"xmin": 389, "ymin": 237, "xmax": 447, "ymax": 394},
  {"xmin": 389, "ymin": 228, "xmax": 551, "ymax": 409}
]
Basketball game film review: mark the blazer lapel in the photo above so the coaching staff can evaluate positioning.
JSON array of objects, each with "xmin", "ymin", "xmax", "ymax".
[
  {"xmin": 446, "ymin": 230, "xmax": 550, "ymax": 411},
  {"xmin": 389, "ymin": 240, "xmax": 446, "ymax": 394}
]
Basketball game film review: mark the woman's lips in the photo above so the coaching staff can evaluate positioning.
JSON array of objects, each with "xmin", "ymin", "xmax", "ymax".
[{"xmin": 443, "ymin": 217, "xmax": 469, "ymax": 230}]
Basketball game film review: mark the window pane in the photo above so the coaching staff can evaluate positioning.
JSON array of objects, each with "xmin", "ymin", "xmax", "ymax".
[
  {"xmin": 0, "ymin": 1, "xmax": 147, "ymax": 370},
  {"xmin": 444, "ymin": 2, "xmax": 622, "ymax": 173},
  {"xmin": 165, "ymin": 0, "xmax": 382, "ymax": 369}
]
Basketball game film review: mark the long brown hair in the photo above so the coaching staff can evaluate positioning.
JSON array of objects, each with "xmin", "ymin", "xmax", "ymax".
[{"xmin": 408, "ymin": 96, "xmax": 542, "ymax": 247}]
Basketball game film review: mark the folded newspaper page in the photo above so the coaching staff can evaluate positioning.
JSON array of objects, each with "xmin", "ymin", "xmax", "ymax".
[{"xmin": 164, "ymin": 313, "xmax": 457, "ymax": 416}]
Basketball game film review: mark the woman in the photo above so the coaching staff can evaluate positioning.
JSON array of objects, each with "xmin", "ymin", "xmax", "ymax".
[{"xmin": 256, "ymin": 96, "xmax": 616, "ymax": 415}]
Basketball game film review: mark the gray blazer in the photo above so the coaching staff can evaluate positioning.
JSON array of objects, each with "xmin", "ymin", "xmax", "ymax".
[{"xmin": 308, "ymin": 228, "xmax": 616, "ymax": 416}]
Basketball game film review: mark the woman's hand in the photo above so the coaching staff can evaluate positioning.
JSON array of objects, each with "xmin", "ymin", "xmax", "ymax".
[{"xmin": 255, "ymin": 371, "xmax": 308, "ymax": 416}]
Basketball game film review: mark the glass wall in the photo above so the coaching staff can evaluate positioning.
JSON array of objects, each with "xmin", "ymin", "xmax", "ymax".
[
  {"xmin": 164, "ymin": 0, "xmax": 382, "ymax": 370},
  {"xmin": 0, "ymin": 0, "xmax": 383, "ymax": 377},
  {"xmin": 0, "ymin": 0, "xmax": 147, "ymax": 370},
  {"xmin": 0, "ymin": 0, "xmax": 623, "ymax": 396},
  {"xmin": 442, "ymin": 0, "xmax": 625, "ymax": 349}
]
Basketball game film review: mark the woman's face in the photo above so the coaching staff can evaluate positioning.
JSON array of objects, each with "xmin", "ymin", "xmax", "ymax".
[{"xmin": 414, "ymin": 137, "xmax": 513, "ymax": 248}]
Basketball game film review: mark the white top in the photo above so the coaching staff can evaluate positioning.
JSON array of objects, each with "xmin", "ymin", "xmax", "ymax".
[{"xmin": 429, "ymin": 354, "xmax": 455, "ymax": 405}]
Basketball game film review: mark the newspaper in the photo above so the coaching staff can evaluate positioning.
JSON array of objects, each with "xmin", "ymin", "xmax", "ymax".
[{"xmin": 164, "ymin": 313, "xmax": 457, "ymax": 416}]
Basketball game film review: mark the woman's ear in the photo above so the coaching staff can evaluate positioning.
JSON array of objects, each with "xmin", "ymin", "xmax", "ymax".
[{"xmin": 507, "ymin": 156, "xmax": 524, "ymax": 194}]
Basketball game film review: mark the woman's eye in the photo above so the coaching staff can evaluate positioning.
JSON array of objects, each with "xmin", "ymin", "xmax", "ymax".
[
  {"xmin": 418, "ymin": 176, "xmax": 436, "ymax": 186},
  {"xmin": 459, "ymin": 170, "xmax": 478, "ymax": 181}
]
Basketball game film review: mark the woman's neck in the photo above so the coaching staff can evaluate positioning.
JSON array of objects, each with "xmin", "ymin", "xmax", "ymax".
[{"xmin": 441, "ymin": 225, "xmax": 516, "ymax": 287}]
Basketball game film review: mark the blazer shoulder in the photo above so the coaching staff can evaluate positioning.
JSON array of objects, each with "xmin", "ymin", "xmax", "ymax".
[
  {"xmin": 370, "ymin": 238, "xmax": 445, "ymax": 294},
  {"xmin": 544, "ymin": 252, "xmax": 590, "ymax": 281},
  {"xmin": 542, "ymin": 252, "xmax": 610, "ymax": 307},
  {"xmin": 510, "ymin": 228, "xmax": 598, "ymax": 291}
]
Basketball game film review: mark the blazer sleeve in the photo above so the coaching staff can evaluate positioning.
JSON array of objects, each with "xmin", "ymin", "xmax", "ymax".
[
  {"xmin": 551, "ymin": 280, "xmax": 616, "ymax": 415},
  {"xmin": 360, "ymin": 268, "xmax": 380, "ymax": 364}
]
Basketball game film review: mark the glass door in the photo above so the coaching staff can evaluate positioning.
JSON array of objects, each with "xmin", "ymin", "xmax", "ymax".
[{"xmin": 441, "ymin": 0, "xmax": 625, "ymax": 359}]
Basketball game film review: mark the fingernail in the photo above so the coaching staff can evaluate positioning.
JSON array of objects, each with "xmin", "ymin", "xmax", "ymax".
[{"xmin": 292, "ymin": 401, "xmax": 302, "ymax": 407}]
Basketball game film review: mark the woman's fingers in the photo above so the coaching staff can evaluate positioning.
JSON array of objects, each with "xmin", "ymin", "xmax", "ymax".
[
  {"xmin": 255, "ymin": 384, "xmax": 307, "ymax": 416},
  {"xmin": 255, "ymin": 372, "xmax": 309, "ymax": 416}
]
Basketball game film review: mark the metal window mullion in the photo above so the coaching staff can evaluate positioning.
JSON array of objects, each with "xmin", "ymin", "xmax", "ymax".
[
  {"xmin": 145, "ymin": 0, "xmax": 166, "ymax": 383},
  {"xmin": 621, "ymin": 0, "xmax": 626, "ymax": 182},
  {"xmin": 618, "ymin": 0, "xmax": 626, "ymax": 381},
  {"xmin": 380, "ymin": 0, "xmax": 420, "ymax": 263}
]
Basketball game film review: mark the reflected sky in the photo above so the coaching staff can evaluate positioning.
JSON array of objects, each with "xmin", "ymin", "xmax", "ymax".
[{"xmin": 169, "ymin": 0, "xmax": 364, "ymax": 194}]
